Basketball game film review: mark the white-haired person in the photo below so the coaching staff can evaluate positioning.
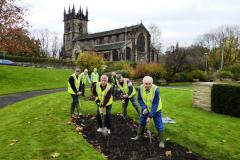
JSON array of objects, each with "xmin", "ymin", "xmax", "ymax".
[
  {"xmin": 93, "ymin": 75, "xmax": 113, "ymax": 134},
  {"xmin": 116, "ymin": 74, "xmax": 140, "ymax": 119},
  {"xmin": 80, "ymin": 68, "xmax": 92, "ymax": 96},
  {"xmin": 90, "ymin": 68, "xmax": 100, "ymax": 97},
  {"xmin": 131, "ymin": 76, "xmax": 165, "ymax": 148}
]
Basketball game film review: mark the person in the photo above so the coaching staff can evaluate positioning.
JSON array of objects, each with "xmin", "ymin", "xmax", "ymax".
[
  {"xmin": 80, "ymin": 69, "xmax": 92, "ymax": 96},
  {"xmin": 131, "ymin": 76, "xmax": 165, "ymax": 148},
  {"xmin": 90, "ymin": 68, "xmax": 99, "ymax": 97},
  {"xmin": 93, "ymin": 75, "xmax": 113, "ymax": 134},
  {"xmin": 116, "ymin": 74, "xmax": 140, "ymax": 119},
  {"xmin": 67, "ymin": 68, "xmax": 82, "ymax": 117},
  {"xmin": 109, "ymin": 72, "xmax": 117, "ymax": 99}
]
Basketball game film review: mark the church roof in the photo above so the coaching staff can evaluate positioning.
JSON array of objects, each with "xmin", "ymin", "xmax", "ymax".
[
  {"xmin": 73, "ymin": 23, "xmax": 149, "ymax": 41},
  {"xmin": 94, "ymin": 41, "xmax": 125, "ymax": 51}
]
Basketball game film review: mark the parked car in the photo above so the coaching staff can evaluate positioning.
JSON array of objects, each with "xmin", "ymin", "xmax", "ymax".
[{"xmin": 0, "ymin": 59, "xmax": 15, "ymax": 65}]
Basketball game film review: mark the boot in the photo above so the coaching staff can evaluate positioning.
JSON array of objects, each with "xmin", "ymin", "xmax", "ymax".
[
  {"xmin": 158, "ymin": 131, "xmax": 165, "ymax": 148},
  {"xmin": 131, "ymin": 125, "xmax": 145, "ymax": 140}
]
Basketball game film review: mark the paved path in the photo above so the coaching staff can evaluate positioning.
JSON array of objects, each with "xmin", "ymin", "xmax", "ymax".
[{"xmin": 0, "ymin": 88, "xmax": 66, "ymax": 109}]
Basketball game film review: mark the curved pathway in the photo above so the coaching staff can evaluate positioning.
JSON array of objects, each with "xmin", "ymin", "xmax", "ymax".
[{"xmin": 0, "ymin": 88, "xmax": 66, "ymax": 109}]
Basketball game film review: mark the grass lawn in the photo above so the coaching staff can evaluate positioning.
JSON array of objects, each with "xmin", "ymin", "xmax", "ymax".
[
  {"xmin": 0, "ymin": 65, "xmax": 72, "ymax": 95},
  {"xmin": 0, "ymin": 88, "xmax": 239, "ymax": 160}
]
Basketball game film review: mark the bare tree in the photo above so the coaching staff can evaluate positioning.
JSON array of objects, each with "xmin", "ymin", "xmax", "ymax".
[
  {"xmin": 51, "ymin": 32, "xmax": 59, "ymax": 58},
  {"xmin": 148, "ymin": 24, "xmax": 162, "ymax": 51}
]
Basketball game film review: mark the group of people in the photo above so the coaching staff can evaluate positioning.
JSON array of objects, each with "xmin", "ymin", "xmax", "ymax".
[{"xmin": 67, "ymin": 68, "xmax": 165, "ymax": 148}]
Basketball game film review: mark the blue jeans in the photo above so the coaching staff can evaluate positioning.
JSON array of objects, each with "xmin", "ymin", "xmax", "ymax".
[
  {"xmin": 97, "ymin": 104, "xmax": 112, "ymax": 129},
  {"xmin": 139, "ymin": 110, "xmax": 164, "ymax": 132}
]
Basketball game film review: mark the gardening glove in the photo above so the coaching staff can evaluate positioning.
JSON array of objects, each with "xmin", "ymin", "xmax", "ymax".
[
  {"xmin": 146, "ymin": 116, "xmax": 151, "ymax": 125},
  {"xmin": 77, "ymin": 91, "xmax": 82, "ymax": 95},
  {"xmin": 95, "ymin": 99, "xmax": 100, "ymax": 106},
  {"xmin": 123, "ymin": 94, "xmax": 128, "ymax": 98},
  {"xmin": 143, "ymin": 108, "xmax": 149, "ymax": 115},
  {"xmin": 99, "ymin": 105, "xmax": 103, "ymax": 114}
]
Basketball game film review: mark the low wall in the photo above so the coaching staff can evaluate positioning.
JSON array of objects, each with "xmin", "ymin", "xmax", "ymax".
[{"xmin": 192, "ymin": 82, "xmax": 218, "ymax": 111}]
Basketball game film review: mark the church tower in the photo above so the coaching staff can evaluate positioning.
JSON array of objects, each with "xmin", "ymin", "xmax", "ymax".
[{"xmin": 63, "ymin": 4, "xmax": 88, "ymax": 59}]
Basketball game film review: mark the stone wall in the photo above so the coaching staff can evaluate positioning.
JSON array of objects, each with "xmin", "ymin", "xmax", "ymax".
[{"xmin": 192, "ymin": 82, "xmax": 218, "ymax": 111}]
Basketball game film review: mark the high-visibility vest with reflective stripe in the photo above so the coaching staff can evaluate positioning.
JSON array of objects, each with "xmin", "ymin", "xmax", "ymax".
[
  {"xmin": 80, "ymin": 73, "xmax": 89, "ymax": 84},
  {"xmin": 91, "ymin": 72, "xmax": 99, "ymax": 83},
  {"xmin": 111, "ymin": 76, "xmax": 116, "ymax": 85},
  {"xmin": 140, "ymin": 84, "xmax": 162, "ymax": 112},
  {"xmin": 68, "ymin": 73, "xmax": 80, "ymax": 94},
  {"xmin": 96, "ymin": 82, "xmax": 113, "ymax": 106},
  {"xmin": 117, "ymin": 78, "xmax": 136, "ymax": 98}
]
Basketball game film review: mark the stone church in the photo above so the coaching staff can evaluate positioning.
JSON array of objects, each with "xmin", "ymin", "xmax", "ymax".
[{"xmin": 61, "ymin": 5, "xmax": 159, "ymax": 62}]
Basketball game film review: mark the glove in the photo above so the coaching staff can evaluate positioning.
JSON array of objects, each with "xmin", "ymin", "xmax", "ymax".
[
  {"xmin": 143, "ymin": 108, "xmax": 149, "ymax": 115},
  {"xmin": 95, "ymin": 99, "xmax": 100, "ymax": 106}
]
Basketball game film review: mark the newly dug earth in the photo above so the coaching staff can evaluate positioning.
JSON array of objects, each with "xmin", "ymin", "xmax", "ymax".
[{"xmin": 73, "ymin": 115, "xmax": 207, "ymax": 160}]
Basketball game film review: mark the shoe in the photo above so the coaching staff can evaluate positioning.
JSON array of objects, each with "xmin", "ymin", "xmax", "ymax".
[
  {"xmin": 158, "ymin": 131, "xmax": 165, "ymax": 148},
  {"xmin": 107, "ymin": 129, "xmax": 111, "ymax": 134},
  {"xmin": 97, "ymin": 128, "xmax": 102, "ymax": 132}
]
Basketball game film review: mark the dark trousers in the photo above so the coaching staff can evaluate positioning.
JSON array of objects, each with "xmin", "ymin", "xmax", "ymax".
[
  {"xmin": 91, "ymin": 82, "xmax": 97, "ymax": 96},
  {"xmin": 82, "ymin": 83, "xmax": 85, "ymax": 96},
  {"xmin": 122, "ymin": 95, "xmax": 140, "ymax": 119},
  {"xmin": 97, "ymin": 104, "xmax": 112, "ymax": 129},
  {"xmin": 70, "ymin": 94, "xmax": 80, "ymax": 116}
]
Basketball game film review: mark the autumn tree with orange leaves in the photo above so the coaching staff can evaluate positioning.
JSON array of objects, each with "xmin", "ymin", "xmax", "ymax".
[{"xmin": 0, "ymin": 0, "xmax": 40, "ymax": 56}]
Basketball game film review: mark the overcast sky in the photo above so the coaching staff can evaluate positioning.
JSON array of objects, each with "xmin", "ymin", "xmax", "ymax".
[{"xmin": 20, "ymin": 0, "xmax": 240, "ymax": 51}]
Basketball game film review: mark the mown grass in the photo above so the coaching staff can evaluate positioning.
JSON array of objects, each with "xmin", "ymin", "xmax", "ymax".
[
  {"xmin": 0, "ymin": 88, "xmax": 239, "ymax": 160},
  {"xmin": 0, "ymin": 65, "xmax": 72, "ymax": 95}
]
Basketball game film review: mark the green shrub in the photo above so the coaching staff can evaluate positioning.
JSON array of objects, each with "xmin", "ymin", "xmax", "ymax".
[
  {"xmin": 225, "ymin": 64, "xmax": 240, "ymax": 80},
  {"xmin": 174, "ymin": 72, "xmax": 188, "ymax": 82},
  {"xmin": 216, "ymin": 70, "xmax": 233, "ymax": 79},
  {"xmin": 76, "ymin": 51, "xmax": 105, "ymax": 73},
  {"xmin": 133, "ymin": 63, "xmax": 166, "ymax": 81},
  {"xmin": 212, "ymin": 84, "xmax": 240, "ymax": 117},
  {"xmin": 187, "ymin": 70, "xmax": 208, "ymax": 81}
]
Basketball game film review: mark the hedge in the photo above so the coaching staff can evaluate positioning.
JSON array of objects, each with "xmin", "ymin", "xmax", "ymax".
[
  {"xmin": 0, "ymin": 54, "xmax": 74, "ymax": 66},
  {"xmin": 212, "ymin": 84, "xmax": 240, "ymax": 117}
]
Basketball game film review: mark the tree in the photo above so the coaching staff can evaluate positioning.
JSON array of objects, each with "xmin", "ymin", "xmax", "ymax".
[
  {"xmin": 197, "ymin": 25, "xmax": 240, "ymax": 70},
  {"xmin": 165, "ymin": 43, "xmax": 188, "ymax": 81},
  {"xmin": 148, "ymin": 24, "xmax": 162, "ymax": 52},
  {"xmin": 0, "ymin": 0, "xmax": 40, "ymax": 56}
]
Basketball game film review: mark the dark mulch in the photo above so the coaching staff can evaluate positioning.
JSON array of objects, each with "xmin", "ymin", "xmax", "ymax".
[{"xmin": 72, "ymin": 114, "xmax": 207, "ymax": 160}]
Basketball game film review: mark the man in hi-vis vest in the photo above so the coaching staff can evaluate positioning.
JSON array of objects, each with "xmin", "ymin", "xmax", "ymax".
[
  {"xmin": 93, "ymin": 75, "xmax": 113, "ymax": 134},
  {"xmin": 116, "ymin": 74, "xmax": 140, "ymax": 119},
  {"xmin": 90, "ymin": 68, "xmax": 99, "ymax": 97},
  {"xmin": 80, "ymin": 69, "xmax": 92, "ymax": 96},
  {"xmin": 131, "ymin": 76, "xmax": 165, "ymax": 148},
  {"xmin": 68, "ymin": 68, "xmax": 82, "ymax": 117}
]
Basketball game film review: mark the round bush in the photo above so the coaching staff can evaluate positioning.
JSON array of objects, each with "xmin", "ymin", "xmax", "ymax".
[
  {"xmin": 187, "ymin": 70, "xmax": 208, "ymax": 81},
  {"xmin": 216, "ymin": 70, "xmax": 233, "ymax": 79}
]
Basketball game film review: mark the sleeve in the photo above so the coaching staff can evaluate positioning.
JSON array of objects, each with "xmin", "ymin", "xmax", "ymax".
[
  {"xmin": 68, "ymin": 76, "xmax": 77, "ymax": 94},
  {"xmin": 138, "ymin": 87, "xmax": 147, "ymax": 110},
  {"xmin": 149, "ymin": 88, "xmax": 160, "ymax": 118},
  {"xmin": 88, "ymin": 75, "xmax": 92, "ymax": 83},
  {"xmin": 102, "ymin": 86, "xmax": 112, "ymax": 107},
  {"xmin": 90, "ymin": 73, "xmax": 93, "ymax": 81},
  {"xmin": 127, "ymin": 80, "xmax": 133, "ymax": 96}
]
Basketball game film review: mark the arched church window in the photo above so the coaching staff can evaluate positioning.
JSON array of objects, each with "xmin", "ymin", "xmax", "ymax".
[
  {"xmin": 137, "ymin": 33, "xmax": 145, "ymax": 52},
  {"xmin": 79, "ymin": 24, "xmax": 83, "ymax": 33},
  {"xmin": 66, "ymin": 23, "xmax": 70, "ymax": 32}
]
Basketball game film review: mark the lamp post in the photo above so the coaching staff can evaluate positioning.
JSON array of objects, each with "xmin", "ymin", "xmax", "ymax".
[
  {"xmin": 220, "ymin": 41, "xmax": 224, "ymax": 70},
  {"xmin": 204, "ymin": 52, "xmax": 208, "ymax": 73}
]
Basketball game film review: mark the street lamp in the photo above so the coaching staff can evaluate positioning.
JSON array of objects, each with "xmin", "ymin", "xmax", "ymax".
[
  {"xmin": 220, "ymin": 41, "xmax": 224, "ymax": 70},
  {"xmin": 204, "ymin": 52, "xmax": 208, "ymax": 73}
]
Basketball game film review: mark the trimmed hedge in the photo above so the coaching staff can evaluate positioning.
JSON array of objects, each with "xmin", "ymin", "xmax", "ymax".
[{"xmin": 212, "ymin": 84, "xmax": 240, "ymax": 117}]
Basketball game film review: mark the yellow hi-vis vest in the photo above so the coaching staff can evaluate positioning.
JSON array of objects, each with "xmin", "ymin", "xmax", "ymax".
[
  {"xmin": 68, "ymin": 73, "xmax": 80, "ymax": 94},
  {"xmin": 139, "ymin": 84, "xmax": 162, "ymax": 112},
  {"xmin": 91, "ymin": 72, "xmax": 99, "ymax": 83},
  {"xmin": 117, "ymin": 78, "xmax": 136, "ymax": 98},
  {"xmin": 96, "ymin": 82, "xmax": 113, "ymax": 106},
  {"xmin": 80, "ymin": 72, "xmax": 90, "ymax": 84}
]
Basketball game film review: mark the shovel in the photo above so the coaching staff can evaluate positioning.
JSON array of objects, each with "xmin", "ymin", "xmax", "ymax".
[
  {"xmin": 99, "ymin": 108, "xmax": 108, "ymax": 136},
  {"xmin": 146, "ymin": 120, "xmax": 152, "ymax": 143}
]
